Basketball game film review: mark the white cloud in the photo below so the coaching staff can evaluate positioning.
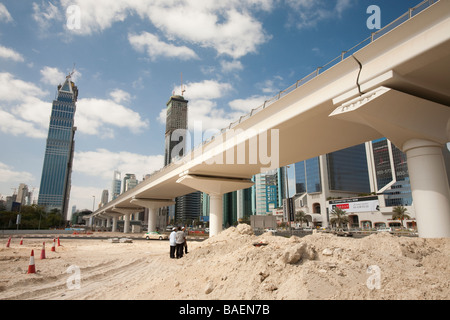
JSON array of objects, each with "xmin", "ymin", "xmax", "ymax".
[
  {"xmin": 73, "ymin": 148, "xmax": 164, "ymax": 181},
  {"xmin": 0, "ymin": 72, "xmax": 147, "ymax": 140},
  {"xmin": 60, "ymin": 0, "xmax": 272, "ymax": 59},
  {"xmin": 0, "ymin": 72, "xmax": 49, "ymax": 138},
  {"xmin": 128, "ymin": 32, "xmax": 198, "ymax": 61},
  {"xmin": 0, "ymin": 72, "xmax": 47, "ymax": 102},
  {"xmin": 0, "ymin": 3, "xmax": 13, "ymax": 23},
  {"xmin": 110, "ymin": 89, "xmax": 132, "ymax": 104},
  {"xmin": 75, "ymin": 97, "xmax": 149, "ymax": 138},
  {"xmin": 0, "ymin": 162, "xmax": 34, "ymax": 184},
  {"xmin": 221, "ymin": 60, "xmax": 243, "ymax": 73},
  {"xmin": 228, "ymin": 95, "xmax": 268, "ymax": 113},
  {"xmin": 32, "ymin": 1, "xmax": 62, "ymax": 31},
  {"xmin": 0, "ymin": 109, "xmax": 47, "ymax": 139},
  {"xmin": 285, "ymin": 0, "xmax": 353, "ymax": 29},
  {"xmin": 40, "ymin": 66, "xmax": 66, "ymax": 85},
  {"xmin": 180, "ymin": 80, "xmax": 233, "ymax": 101},
  {"xmin": 0, "ymin": 45, "xmax": 24, "ymax": 62}
]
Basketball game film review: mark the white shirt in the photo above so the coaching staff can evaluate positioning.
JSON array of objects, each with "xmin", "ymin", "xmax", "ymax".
[{"xmin": 169, "ymin": 231, "xmax": 177, "ymax": 246}]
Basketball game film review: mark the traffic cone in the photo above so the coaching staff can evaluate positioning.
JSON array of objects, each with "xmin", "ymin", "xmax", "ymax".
[
  {"xmin": 51, "ymin": 238, "xmax": 56, "ymax": 252},
  {"xmin": 40, "ymin": 242, "xmax": 46, "ymax": 260},
  {"xmin": 19, "ymin": 237, "xmax": 23, "ymax": 245},
  {"xmin": 57, "ymin": 237, "xmax": 61, "ymax": 247},
  {"xmin": 6, "ymin": 236, "xmax": 11, "ymax": 248},
  {"xmin": 27, "ymin": 250, "xmax": 36, "ymax": 274}
]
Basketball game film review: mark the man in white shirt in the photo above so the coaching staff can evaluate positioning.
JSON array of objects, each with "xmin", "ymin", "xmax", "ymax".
[
  {"xmin": 175, "ymin": 227, "xmax": 186, "ymax": 259},
  {"xmin": 169, "ymin": 227, "xmax": 177, "ymax": 259}
]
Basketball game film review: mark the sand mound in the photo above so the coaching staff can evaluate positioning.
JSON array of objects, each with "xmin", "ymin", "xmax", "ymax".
[
  {"xmin": 1, "ymin": 228, "xmax": 448, "ymax": 300},
  {"xmin": 134, "ymin": 226, "xmax": 449, "ymax": 300}
]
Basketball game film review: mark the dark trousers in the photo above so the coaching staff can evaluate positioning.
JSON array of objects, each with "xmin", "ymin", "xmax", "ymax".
[
  {"xmin": 176, "ymin": 243, "xmax": 184, "ymax": 258},
  {"xmin": 170, "ymin": 245, "xmax": 176, "ymax": 258}
]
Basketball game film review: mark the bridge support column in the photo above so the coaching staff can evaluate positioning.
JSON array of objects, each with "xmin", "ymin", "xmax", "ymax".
[
  {"xmin": 331, "ymin": 86, "xmax": 450, "ymax": 238},
  {"xmin": 209, "ymin": 194, "xmax": 224, "ymax": 237},
  {"xmin": 176, "ymin": 173, "xmax": 254, "ymax": 237},
  {"xmin": 124, "ymin": 214, "xmax": 131, "ymax": 233},
  {"xmin": 112, "ymin": 216, "xmax": 118, "ymax": 232},
  {"xmin": 130, "ymin": 198, "xmax": 175, "ymax": 232},
  {"xmin": 403, "ymin": 139, "xmax": 450, "ymax": 238},
  {"xmin": 112, "ymin": 207, "xmax": 142, "ymax": 234}
]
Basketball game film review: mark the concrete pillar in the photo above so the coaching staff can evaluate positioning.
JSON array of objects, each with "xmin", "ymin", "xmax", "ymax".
[
  {"xmin": 130, "ymin": 198, "xmax": 175, "ymax": 232},
  {"xmin": 112, "ymin": 216, "xmax": 118, "ymax": 232},
  {"xmin": 123, "ymin": 213, "xmax": 131, "ymax": 234},
  {"xmin": 176, "ymin": 173, "xmax": 254, "ymax": 237},
  {"xmin": 209, "ymin": 194, "xmax": 224, "ymax": 237},
  {"xmin": 148, "ymin": 208, "xmax": 157, "ymax": 232},
  {"xmin": 106, "ymin": 218, "xmax": 111, "ymax": 228},
  {"xmin": 403, "ymin": 139, "xmax": 450, "ymax": 238}
]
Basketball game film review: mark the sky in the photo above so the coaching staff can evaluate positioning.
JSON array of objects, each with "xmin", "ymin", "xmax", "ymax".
[{"xmin": 0, "ymin": 0, "xmax": 428, "ymax": 214}]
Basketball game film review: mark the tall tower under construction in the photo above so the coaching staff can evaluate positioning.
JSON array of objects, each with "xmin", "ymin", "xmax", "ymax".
[{"xmin": 38, "ymin": 74, "xmax": 78, "ymax": 222}]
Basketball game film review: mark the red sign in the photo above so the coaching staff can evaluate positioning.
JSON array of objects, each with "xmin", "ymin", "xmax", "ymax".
[{"xmin": 336, "ymin": 204, "xmax": 350, "ymax": 210}]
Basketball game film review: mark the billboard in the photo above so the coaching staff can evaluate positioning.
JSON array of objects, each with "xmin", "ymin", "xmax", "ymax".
[{"xmin": 329, "ymin": 196, "xmax": 379, "ymax": 213}]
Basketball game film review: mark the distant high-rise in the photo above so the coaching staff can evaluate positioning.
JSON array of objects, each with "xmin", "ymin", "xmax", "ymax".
[
  {"xmin": 111, "ymin": 170, "xmax": 121, "ymax": 200},
  {"xmin": 163, "ymin": 94, "xmax": 201, "ymax": 222},
  {"xmin": 164, "ymin": 95, "xmax": 188, "ymax": 166},
  {"xmin": 38, "ymin": 74, "xmax": 78, "ymax": 221}
]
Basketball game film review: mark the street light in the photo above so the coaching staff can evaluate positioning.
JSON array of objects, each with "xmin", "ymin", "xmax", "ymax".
[{"xmin": 92, "ymin": 195, "xmax": 95, "ymax": 212}]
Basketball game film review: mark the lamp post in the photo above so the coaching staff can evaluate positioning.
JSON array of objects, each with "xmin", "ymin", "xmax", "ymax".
[{"xmin": 92, "ymin": 195, "xmax": 95, "ymax": 212}]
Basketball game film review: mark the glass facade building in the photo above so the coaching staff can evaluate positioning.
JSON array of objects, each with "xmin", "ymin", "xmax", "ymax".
[
  {"xmin": 252, "ymin": 168, "xmax": 286, "ymax": 216},
  {"xmin": 38, "ymin": 76, "xmax": 78, "ymax": 221},
  {"xmin": 371, "ymin": 138, "xmax": 412, "ymax": 206},
  {"xmin": 327, "ymin": 144, "xmax": 371, "ymax": 193}
]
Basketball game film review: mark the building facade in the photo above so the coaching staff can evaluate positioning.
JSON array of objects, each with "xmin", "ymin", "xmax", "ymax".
[
  {"xmin": 38, "ymin": 75, "xmax": 78, "ymax": 221},
  {"xmin": 111, "ymin": 170, "xmax": 121, "ymax": 200}
]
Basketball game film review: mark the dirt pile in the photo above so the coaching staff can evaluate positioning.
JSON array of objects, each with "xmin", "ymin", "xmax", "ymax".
[
  {"xmin": 0, "ymin": 227, "xmax": 448, "ymax": 300},
  {"xmin": 138, "ymin": 225, "xmax": 449, "ymax": 300}
]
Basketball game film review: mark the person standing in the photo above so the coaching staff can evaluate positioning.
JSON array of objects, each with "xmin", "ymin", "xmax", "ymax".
[
  {"xmin": 175, "ymin": 227, "xmax": 185, "ymax": 259},
  {"xmin": 182, "ymin": 227, "xmax": 189, "ymax": 254},
  {"xmin": 169, "ymin": 227, "xmax": 177, "ymax": 259}
]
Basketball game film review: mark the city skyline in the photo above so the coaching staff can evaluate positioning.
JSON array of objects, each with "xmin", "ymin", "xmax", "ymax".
[{"xmin": 0, "ymin": 0, "xmax": 443, "ymax": 214}]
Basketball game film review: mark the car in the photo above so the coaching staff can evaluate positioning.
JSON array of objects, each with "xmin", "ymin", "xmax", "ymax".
[
  {"xmin": 377, "ymin": 227, "xmax": 393, "ymax": 233},
  {"xmin": 334, "ymin": 228, "xmax": 354, "ymax": 237},
  {"xmin": 264, "ymin": 228, "xmax": 277, "ymax": 233},
  {"xmin": 143, "ymin": 231, "xmax": 168, "ymax": 240}
]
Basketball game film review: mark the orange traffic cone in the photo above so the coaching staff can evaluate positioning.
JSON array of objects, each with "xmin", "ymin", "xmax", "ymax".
[
  {"xmin": 6, "ymin": 236, "xmax": 11, "ymax": 248},
  {"xmin": 40, "ymin": 242, "xmax": 46, "ymax": 260},
  {"xmin": 57, "ymin": 237, "xmax": 61, "ymax": 247},
  {"xmin": 51, "ymin": 238, "xmax": 56, "ymax": 252},
  {"xmin": 27, "ymin": 250, "xmax": 36, "ymax": 274},
  {"xmin": 19, "ymin": 237, "xmax": 23, "ymax": 245}
]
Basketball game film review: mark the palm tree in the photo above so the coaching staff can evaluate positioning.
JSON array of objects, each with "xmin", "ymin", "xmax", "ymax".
[
  {"xmin": 295, "ymin": 210, "xmax": 308, "ymax": 227},
  {"xmin": 392, "ymin": 205, "xmax": 411, "ymax": 229},
  {"xmin": 330, "ymin": 207, "xmax": 349, "ymax": 229}
]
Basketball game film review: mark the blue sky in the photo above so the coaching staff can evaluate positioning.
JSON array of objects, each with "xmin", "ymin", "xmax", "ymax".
[{"xmin": 0, "ymin": 0, "xmax": 422, "ymax": 212}]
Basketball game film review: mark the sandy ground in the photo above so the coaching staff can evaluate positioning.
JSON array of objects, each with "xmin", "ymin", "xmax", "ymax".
[{"xmin": 0, "ymin": 225, "xmax": 449, "ymax": 300}]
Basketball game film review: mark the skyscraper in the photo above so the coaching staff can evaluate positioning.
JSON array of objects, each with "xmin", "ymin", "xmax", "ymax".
[
  {"xmin": 164, "ymin": 94, "xmax": 201, "ymax": 222},
  {"xmin": 111, "ymin": 170, "xmax": 121, "ymax": 200},
  {"xmin": 164, "ymin": 95, "xmax": 188, "ymax": 166},
  {"xmin": 38, "ymin": 74, "xmax": 78, "ymax": 221}
]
